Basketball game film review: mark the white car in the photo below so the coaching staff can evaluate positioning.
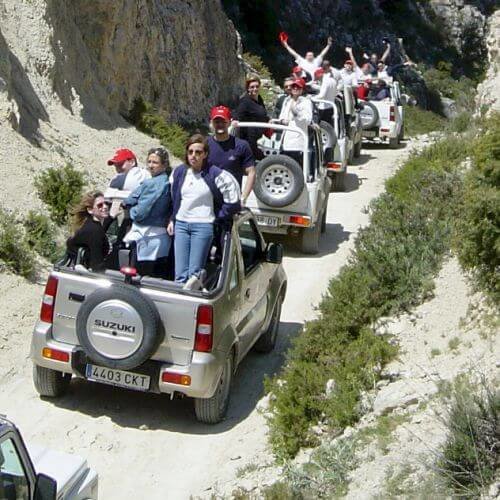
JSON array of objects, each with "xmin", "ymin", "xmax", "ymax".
[{"xmin": 359, "ymin": 80, "xmax": 404, "ymax": 148}]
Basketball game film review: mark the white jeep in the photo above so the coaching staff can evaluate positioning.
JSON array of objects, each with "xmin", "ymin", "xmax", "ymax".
[{"xmin": 359, "ymin": 79, "xmax": 404, "ymax": 148}]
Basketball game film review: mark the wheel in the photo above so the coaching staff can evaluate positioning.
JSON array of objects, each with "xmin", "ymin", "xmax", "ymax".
[
  {"xmin": 321, "ymin": 198, "xmax": 328, "ymax": 233},
  {"xmin": 353, "ymin": 138, "xmax": 362, "ymax": 158},
  {"xmin": 254, "ymin": 154, "xmax": 304, "ymax": 208},
  {"xmin": 319, "ymin": 121, "xmax": 337, "ymax": 151},
  {"xmin": 300, "ymin": 218, "xmax": 321, "ymax": 254},
  {"xmin": 254, "ymin": 296, "xmax": 282, "ymax": 353},
  {"xmin": 398, "ymin": 122, "xmax": 404, "ymax": 141},
  {"xmin": 348, "ymin": 142, "xmax": 355, "ymax": 164},
  {"xmin": 33, "ymin": 365, "xmax": 71, "ymax": 397},
  {"xmin": 194, "ymin": 353, "xmax": 233, "ymax": 424},
  {"xmin": 333, "ymin": 171, "xmax": 346, "ymax": 192},
  {"xmin": 76, "ymin": 284, "xmax": 163, "ymax": 370},
  {"xmin": 389, "ymin": 137, "xmax": 399, "ymax": 149},
  {"xmin": 359, "ymin": 102, "xmax": 379, "ymax": 129}
]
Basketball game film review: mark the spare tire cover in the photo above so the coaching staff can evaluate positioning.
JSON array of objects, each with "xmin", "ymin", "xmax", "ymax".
[
  {"xmin": 319, "ymin": 121, "xmax": 337, "ymax": 150},
  {"xmin": 360, "ymin": 102, "xmax": 379, "ymax": 129},
  {"xmin": 254, "ymin": 154, "xmax": 305, "ymax": 208},
  {"xmin": 76, "ymin": 284, "xmax": 163, "ymax": 370}
]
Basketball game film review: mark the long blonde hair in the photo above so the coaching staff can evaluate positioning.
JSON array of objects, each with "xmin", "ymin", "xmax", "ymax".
[{"xmin": 70, "ymin": 191, "xmax": 103, "ymax": 231}]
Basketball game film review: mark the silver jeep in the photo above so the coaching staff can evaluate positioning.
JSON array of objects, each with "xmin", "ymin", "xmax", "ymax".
[{"xmin": 30, "ymin": 211, "xmax": 287, "ymax": 424}]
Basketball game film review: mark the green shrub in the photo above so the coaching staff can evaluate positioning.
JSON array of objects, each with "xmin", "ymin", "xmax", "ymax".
[
  {"xmin": 0, "ymin": 209, "xmax": 35, "ymax": 279},
  {"xmin": 24, "ymin": 211, "xmax": 63, "ymax": 262},
  {"xmin": 266, "ymin": 135, "xmax": 466, "ymax": 459},
  {"xmin": 455, "ymin": 113, "xmax": 500, "ymax": 302},
  {"xmin": 34, "ymin": 163, "xmax": 85, "ymax": 226},
  {"xmin": 242, "ymin": 52, "xmax": 272, "ymax": 80},
  {"xmin": 128, "ymin": 98, "xmax": 189, "ymax": 159},
  {"xmin": 404, "ymin": 105, "xmax": 446, "ymax": 136},
  {"xmin": 438, "ymin": 376, "xmax": 499, "ymax": 496}
]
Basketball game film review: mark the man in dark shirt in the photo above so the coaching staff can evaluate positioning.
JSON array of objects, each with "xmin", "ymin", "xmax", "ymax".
[{"xmin": 207, "ymin": 106, "xmax": 255, "ymax": 205}]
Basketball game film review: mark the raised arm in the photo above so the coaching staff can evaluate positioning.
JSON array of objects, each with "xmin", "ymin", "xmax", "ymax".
[
  {"xmin": 281, "ymin": 40, "xmax": 301, "ymax": 60},
  {"xmin": 345, "ymin": 46, "xmax": 359, "ymax": 68},
  {"xmin": 381, "ymin": 42, "xmax": 391, "ymax": 63},
  {"xmin": 318, "ymin": 36, "xmax": 333, "ymax": 59}
]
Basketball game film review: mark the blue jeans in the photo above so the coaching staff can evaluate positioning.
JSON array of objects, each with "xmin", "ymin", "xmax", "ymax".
[{"xmin": 174, "ymin": 221, "xmax": 214, "ymax": 283}]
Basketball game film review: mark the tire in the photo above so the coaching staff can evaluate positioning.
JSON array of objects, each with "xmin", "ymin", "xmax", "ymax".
[
  {"xmin": 76, "ymin": 284, "xmax": 163, "ymax": 370},
  {"xmin": 359, "ymin": 102, "xmax": 379, "ymax": 130},
  {"xmin": 321, "ymin": 197, "xmax": 328, "ymax": 233},
  {"xmin": 194, "ymin": 353, "xmax": 233, "ymax": 424},
  {"xmin": 319, "ymin": 121, "xmax": 337, "ymax": 151},
  {"xmin": 333, "ymin": 171, "xmax": 346, "ymax": 192},
  {"xmin": 33, "ymin": 365, "xmax": 71, "ymax": 397},
  {"xmin": 254, "ymin": 296, "xmax": 283, "ymax": 353},
  {"xmin": 300, "ymin": 218, "xmax": 321, "ymax": 254},
  {"xmin": 254, "ymin": 154, "xmax": 304, "ymax": 208},
  {"xmin": 354, "ymin": 138, "xmax": 362, "ymax": 158},
  {"xmin": 398, "ymin": 122, "xmax": 404, "ymax": 141},
  {"xmin": 389, "ymin": 137, "xmax": 399, "ymax": 149}
]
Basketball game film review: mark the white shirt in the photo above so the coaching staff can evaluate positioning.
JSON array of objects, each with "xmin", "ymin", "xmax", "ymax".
[
  {"xmin": 312, "ymin": 77, "xmax": 338, "ymax": 108},
  {"xmin": 279, "ymin": 96, "xmax": 313, "ymax": 151},
  {"xmin": 123, "ymin": 166, "xmax": 150, "ymax": 191},
  {"xmin": 296, "ymin": 55, "xmax": 323, "ymax": 78},
  {"xmin": 340, "ymin": 69, "xmax": 358, "ymax": 87},
  {"xmin": 176, "ymin": 169, "xmax": 215, "ymax": 223}
]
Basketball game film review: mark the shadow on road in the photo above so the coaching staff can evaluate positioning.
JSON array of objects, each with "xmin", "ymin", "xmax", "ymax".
[
  {"xmin": 350, "ymin": 152, "xmax": 376, "ymax": 166},
  {"xmin": 48, "ymin": 321, "xmax": 303, "ymax": 434}
]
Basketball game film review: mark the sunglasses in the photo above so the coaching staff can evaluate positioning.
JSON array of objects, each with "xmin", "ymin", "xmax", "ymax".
[
  {"xmin": 95, "ymin": 202, "xmax": 109, "ymax": 209},
  {"xmin": 284, "ymin": 85, "xmax": 292, "ymax": 90},
  {"xmin": 187, "ymin": 149, "xmax": 205, "ymax": 156},
  {"xmin": 248, "ymin": 85, "xmax": 260, "ymax": 89},
  {"xmin": 291, "ymin": 85, "xmax": 301, "ymax": 89}
]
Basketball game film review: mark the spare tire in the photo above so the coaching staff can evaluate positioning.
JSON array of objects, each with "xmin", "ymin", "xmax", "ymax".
[
  {"xmin": 319, "ymin": 121, "xmax": 337, "ymax": 151},
  {"xmin": 76, "ymin": 284, "xmax": 163, "ymax": 370},
  {"xmin": 254, "ymin": 154, "xmax": 304, "ymax": 208},
  {"xmin": 359, "ymin": 102, "xmax": 379, "ymax": 129}
]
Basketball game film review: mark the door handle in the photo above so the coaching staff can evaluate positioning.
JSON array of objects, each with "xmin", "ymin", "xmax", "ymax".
[{"xmin": 245, "ymin": 288, "xmax": 251, "ymax": 299}]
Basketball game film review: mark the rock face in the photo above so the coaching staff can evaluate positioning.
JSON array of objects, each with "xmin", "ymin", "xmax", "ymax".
[{"xmin": 476, "ymin": 9, "xmax": 500, "ymax": 115}]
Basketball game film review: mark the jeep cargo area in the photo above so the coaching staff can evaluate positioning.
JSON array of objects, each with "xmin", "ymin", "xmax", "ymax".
[
  {"xmin": 359, "ymin": 80, "xmax": 404, "ymax": 148},
  {"xmin": 0, "ymin": 416, "xmax": 98, "ymax": 500},
  {"xmin": 30, "ymin": 211, "xmax": 287, "ymax": 424},
  {"xmin": 238, "ymin": 122, "xmax": 331, "ymax": 255}
]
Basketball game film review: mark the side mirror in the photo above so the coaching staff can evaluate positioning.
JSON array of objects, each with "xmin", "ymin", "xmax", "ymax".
[
  {"xmin": 34, "ymin": 473, "xmax": 57, "ymax": 500},
  {"xmin": 265, "ymin": 243, "xmax": 283, "ymax": 264}
]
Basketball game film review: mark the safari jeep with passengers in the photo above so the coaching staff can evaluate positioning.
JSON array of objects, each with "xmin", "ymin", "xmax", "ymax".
[
  {"xmin": 30, "ymin": 211, "xmax": 287, "ymax": 424},
  {"xmin": 236, "ymin": 122, "xmax": 331, "ymax": 255}
]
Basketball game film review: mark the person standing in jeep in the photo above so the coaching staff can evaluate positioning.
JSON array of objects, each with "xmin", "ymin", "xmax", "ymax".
[
  {"xmin": 207, "ymin": 106, "xmax": 255, "ymax": 205},
  {"xmin": 107, "ymin": 148, "xmax": 150, "ymax": 192}
]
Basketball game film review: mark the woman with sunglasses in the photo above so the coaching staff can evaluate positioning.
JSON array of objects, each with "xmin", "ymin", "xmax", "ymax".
[
  {"xmin": 168, "ymin": 134, "xmax": 241, "ymax": 284},
  {"xmin": 234, "ymin": 76, "xmax": 269, "ymax": 160},
  {"xmin": 122, "ymin": 147, "xmax": 172, "ymax": 277},
  {"xmin": 66, "ymin": 191, "xmax": 113, "ymax": 271}
]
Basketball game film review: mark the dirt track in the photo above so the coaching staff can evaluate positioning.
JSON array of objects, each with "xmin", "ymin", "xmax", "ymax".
[{"xmin": 0, "ymin": 141, "xmax": 412, "ymax": 499}]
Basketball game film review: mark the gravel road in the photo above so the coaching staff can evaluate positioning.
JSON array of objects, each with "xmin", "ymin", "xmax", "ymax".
[{"xmin": 0, "ymin": 141, "xmax": 412, "ymax": 499}]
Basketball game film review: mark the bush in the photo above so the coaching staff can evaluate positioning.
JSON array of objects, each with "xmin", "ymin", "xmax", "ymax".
[
  {"xmin": 128, "ymin": 98, "xmax": 189, "ymax": 159},
  {"xmin": 266, "ymin": 134, "xmax": 466, "ymax": 459},
  {"xmin": 34, "ymin": 163, "xmax": 85, "ymax": 226},
  {"xmin": 24, "ymin": 211, "xmax": 63, "ymax": 262},
  {"xmin": 404, "ymin": 105, "xmax": 446, "ymax": 136},
  {"xmin": 438, "ymin": 376, "xmax": 499, "ymax": 496},
  {"xmin": 242, "ymin": 52, "xmax": 272, "ymax": 80},
  {"xmin": 455, "ymin": 113, "xmax": 500, "ymax": 302},
  {"xmin": 0, "ymin": 209, "xmax": 35, "ymax": 279}
]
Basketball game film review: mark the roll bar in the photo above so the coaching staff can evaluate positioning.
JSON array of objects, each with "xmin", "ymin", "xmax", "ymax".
[
  {"xmin": 230, "ymin": 122, "xmax": 310, "ymax": 182},
  {"xmin": 311, "ymin": 99, "xmax": 340, "ymax": 139}
]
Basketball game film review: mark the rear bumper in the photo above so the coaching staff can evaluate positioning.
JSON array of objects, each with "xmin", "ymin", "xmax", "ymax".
[{"xmin": 30, "ymin": 323, "xmax": 225, "ymax": 399}]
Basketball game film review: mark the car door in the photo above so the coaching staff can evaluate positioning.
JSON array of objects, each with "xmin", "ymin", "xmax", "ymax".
[{"xmin": 235, "ymin": 218, "xmax": 269, "ymax": 356}]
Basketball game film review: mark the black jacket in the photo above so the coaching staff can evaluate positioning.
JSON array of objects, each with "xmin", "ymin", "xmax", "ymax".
[{"xmin": 235, "ymin": 94, "xmax": 269, "ymax": 159}]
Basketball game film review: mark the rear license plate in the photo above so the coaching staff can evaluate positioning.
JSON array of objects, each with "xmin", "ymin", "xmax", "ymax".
[
  {"xmin": 85, "ymin": 364, "xmax": 150, "ymax": 391},
  {"xmin": 256, "ymin": 215, "xmax": 279, "ymax": 227},
  {"xmin": 363, "ymin": 131, "xmax": 377, "ymax": 137}
]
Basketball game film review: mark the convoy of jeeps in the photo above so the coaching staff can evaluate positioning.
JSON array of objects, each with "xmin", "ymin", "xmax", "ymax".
[{"xmin": 0, "ymin": 34, "xmax": 407, "ymax": 499}]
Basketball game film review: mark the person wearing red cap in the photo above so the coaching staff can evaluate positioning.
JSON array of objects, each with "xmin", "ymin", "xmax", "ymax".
[
  {"xmin": 273, "ymin": 77, "xmax": 295, "ymax": 118},
  {"xmin": 107, "ymin": 148, "xmax": 150, "ymax": 193},
  {"xmin": 340, "ymin": 58, "xmax": 358, "ymax": 87},
  {"xmin": 207, "ymin": 105, "xmax": 255, "ymax": 205},
  {"xmin": 311, "ymin": 67, "xmax": 339, "ymax": 124},
  {"xmin": 234, "ymin": 76, "xmax": 270, "ymax": 161},
  {"xmin": 275, "ymin": 78, "xmax": 313, "ymax": 151},
  {"xmin": 281, "ymin": 36, "xmax": 333, "ymax": 80}
]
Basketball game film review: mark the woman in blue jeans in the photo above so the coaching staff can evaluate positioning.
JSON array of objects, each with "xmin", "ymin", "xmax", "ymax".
[{"xmin": 168, "ymin": 134, "xmax": 241, "ymax": 283}]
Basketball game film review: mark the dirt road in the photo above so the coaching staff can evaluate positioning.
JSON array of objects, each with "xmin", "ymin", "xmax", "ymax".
[{"xmin": 0, "ymin": 141, "xmax": 412, "ymax": 499}]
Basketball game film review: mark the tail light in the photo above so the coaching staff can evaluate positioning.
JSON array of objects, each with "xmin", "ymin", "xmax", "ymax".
[
  {"xmin": 40, "ymin": 276, "xmax": 58, "ymax": 324},
  {"xmin": 327, "ymin": 162, "xmax": 342, "ymax": 171},
  {"xmin": 389, "ymin": 106, "xmax": 395, "ymax": 122},
  {"xmin": 162, "ymin": 372, "xmax": 191, "ymax": 386},
  {"xmin": 288, "ymin": 215, "xmax": 311, "ymax": 227},
  {"xmin": 194, "ymin": 305, "xmax": 213, "ymax": 352},
  {"xmin": 42, "ymin": 347, "xmax": 69, "ymax": 363}
]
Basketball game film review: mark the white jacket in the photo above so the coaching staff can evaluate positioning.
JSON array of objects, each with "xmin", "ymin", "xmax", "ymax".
[
  {"xmin": 279, "ymin": 96, "xmax": 313, "ymax": 151},
  {"xmin": 312, "ymin": 77, "xmax": 338, "ymax": 108}
]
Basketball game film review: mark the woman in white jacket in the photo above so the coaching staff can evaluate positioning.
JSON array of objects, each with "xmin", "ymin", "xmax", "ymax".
[{"xmin": 276, "ymin": 78, "xmax": 313, "ymax": 151}]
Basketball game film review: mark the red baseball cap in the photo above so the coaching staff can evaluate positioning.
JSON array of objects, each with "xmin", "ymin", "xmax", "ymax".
[
  {"xmin": 107, "ymin": 148, "xmax": 136, "ymax": 166},
  {"xmin": 292, "ymin": 66, "xmax": 302, "ymax": 74},
  {"xmin": 210, "ymin": 105, "xmax": 231, "ymax": 122},
  {"xmin": 279, "ymin": 32, "xmax": 289, "ymax": 43},
  {"xmin": 314, "ymin": 68, "xmax": 325, "ymax": 78},
  {"xmin": 292, "ymin": 78, "xmax": 305, "ymax": 89}
]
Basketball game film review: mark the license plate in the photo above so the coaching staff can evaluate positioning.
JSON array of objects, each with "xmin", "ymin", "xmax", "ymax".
[
  {"xmin": 363, "ymin": 131, "xmax": 377, "ymax": 137},
  {"xmin": 256, "ymin": 215, "xmax": 279, "ymax": 227},
  {"xmin": 85, "ymin": 364, "xmax": 150, "ymax": 391}
]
